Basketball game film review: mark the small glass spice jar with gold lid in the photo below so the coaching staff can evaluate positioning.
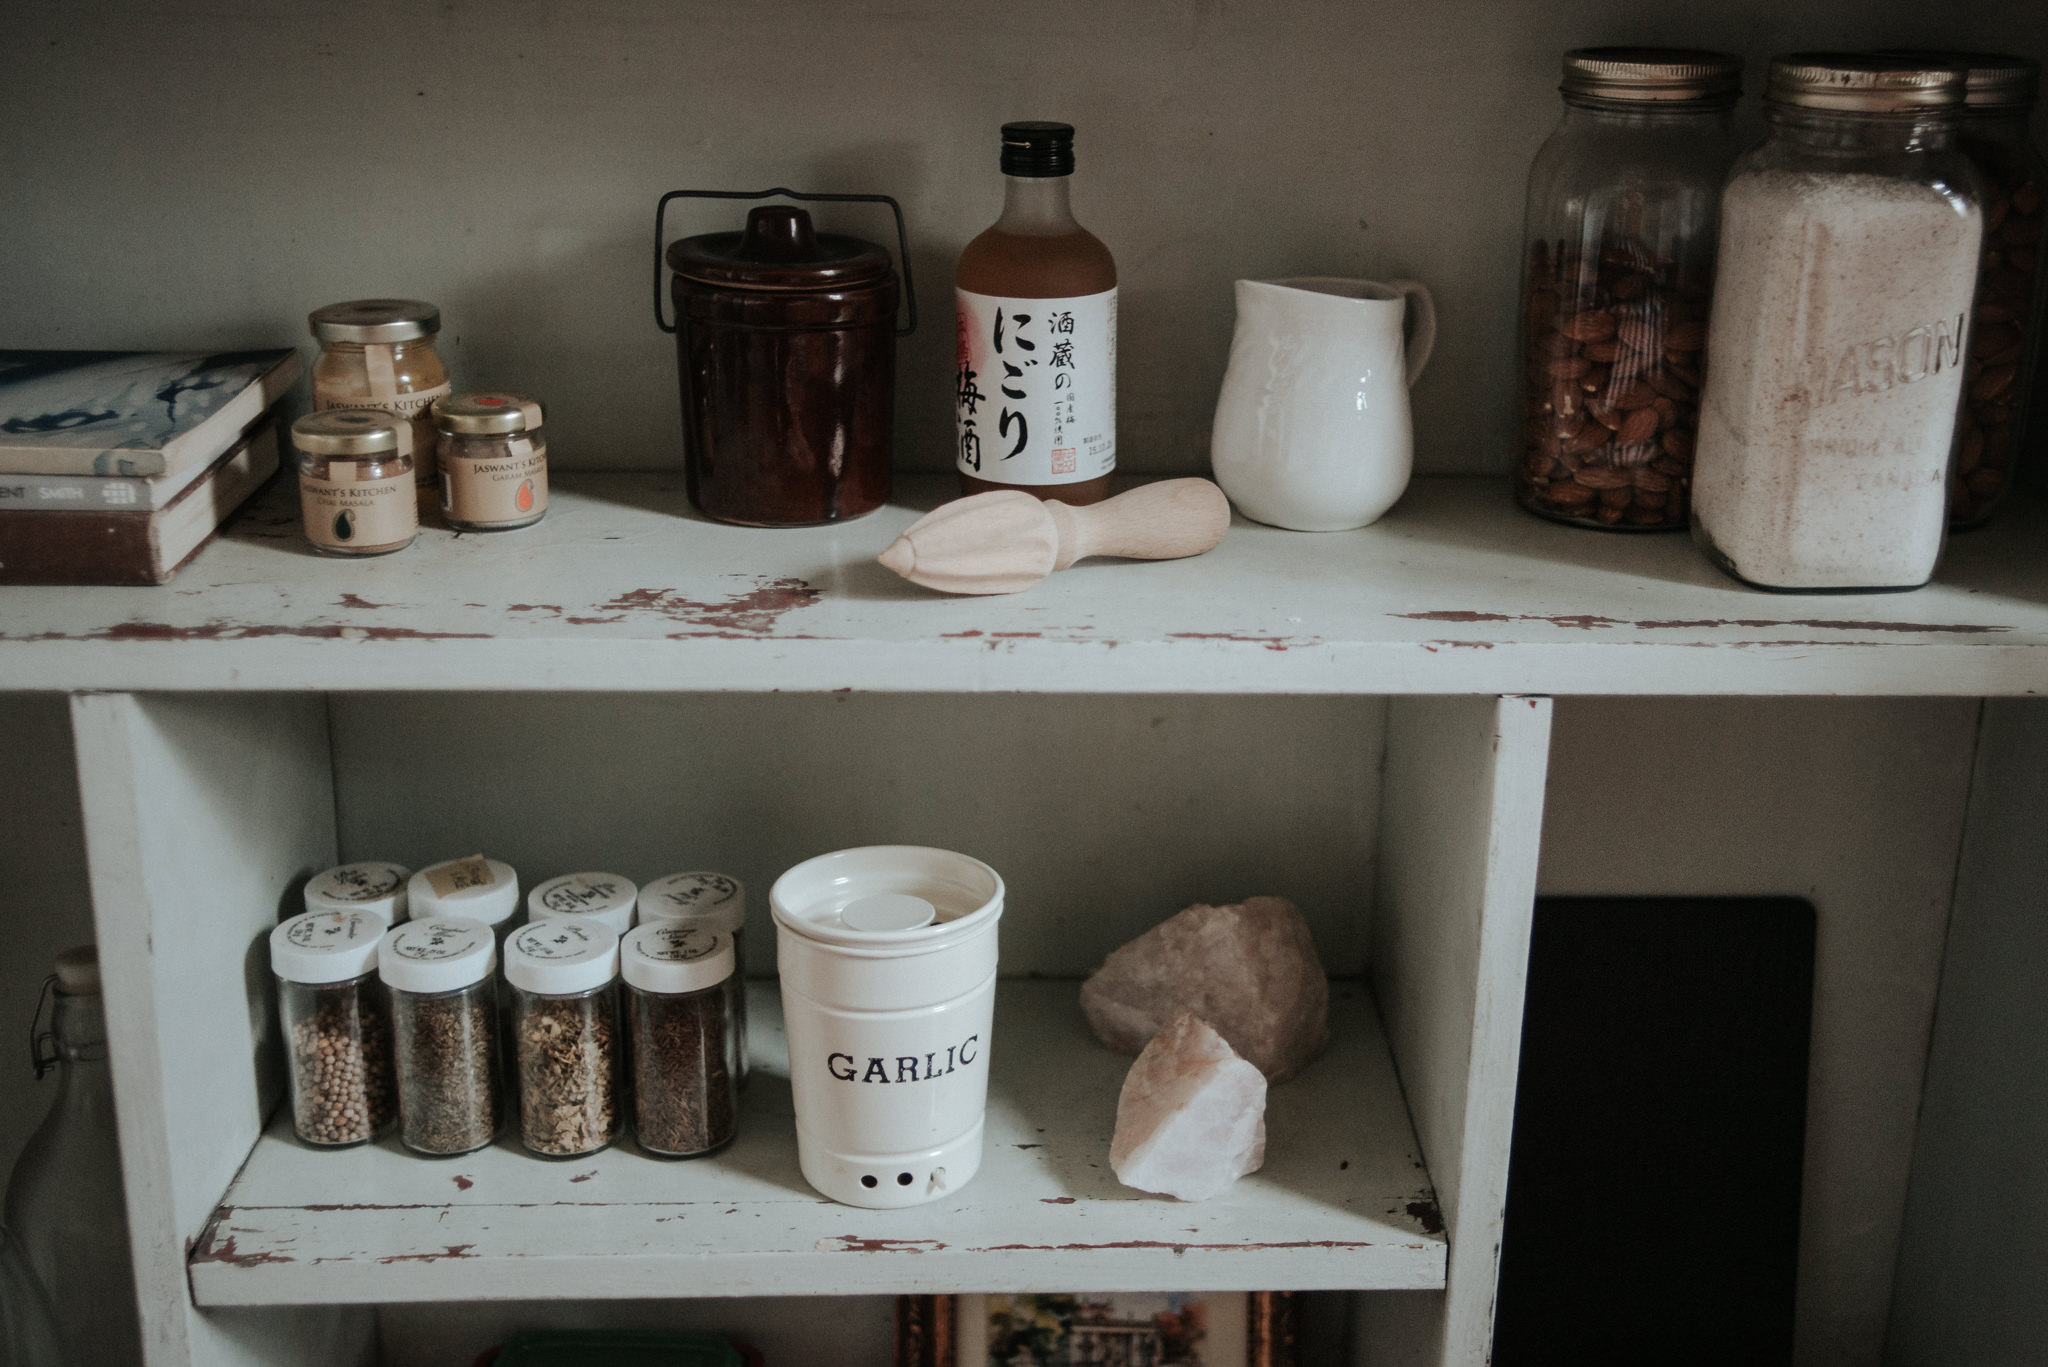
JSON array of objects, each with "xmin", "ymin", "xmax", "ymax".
[
  {"xmin": 309, "ymin": 300, "xmax": 450, "ymax": 504},
  {"xmin": 290, "ymin": 410, "xmax": 418, "ymax": 557},
  {"xmin": 432, "ymin": 392, "xmax": 550, "ymax": 531}
]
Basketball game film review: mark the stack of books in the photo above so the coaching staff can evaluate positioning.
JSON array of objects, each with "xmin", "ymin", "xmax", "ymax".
[{"xmin": 0, "ymin": 349, "xmax": 302, "ymax": 585}]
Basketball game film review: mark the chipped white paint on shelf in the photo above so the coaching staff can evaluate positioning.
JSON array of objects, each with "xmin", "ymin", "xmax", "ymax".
[
  {"xmin": 189, "ymin": 981, "xmax": 1444, "ymax": 1306},
  {"xmin": 5, "ymin": 477, "xmax": 2047, "ymax": 695}
]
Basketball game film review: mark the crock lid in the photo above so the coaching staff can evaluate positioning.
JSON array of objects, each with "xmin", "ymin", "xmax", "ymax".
[
  {"xmin": 1767, "ymin": 54, "xmax": 1967, "ymax": 113},
  {"xmin": 433, "ymin": 392, "xmax": 545, "ymax": 436},
  {"xmin": 54, "ymin": 946, "xmax": 100, "ymax": 996},
  {"xmin": 505, "ymin": 920, "xmax": 619, "ymax": 996},
  {"xmin": 272, "ymin": 909, "xmax": 384, "ymax": 985},
  {"xmin": 378, "ymin": 918, "xmax": 496, "ymax": 993},
  {"xmin": 309, "ymin": 299, "xmax": 441, "ymax": 344},
  {"xmin": 1561, "ymin": 48, "xmax": 1742, "ymax": 104},
  {"xmin": 305, "ymin": 861, "xmax": 411, "ymax": 926},
  {"xmin": 528, "ymin": 872, "xmax": 638, "ymax": 937},
  {"xmin": 622, "ymin": 925, "xmax": 735, "ymax": 994},
  {"xmin": 666, "ymin": 206, "xmax": 894, "ymax": 291}
]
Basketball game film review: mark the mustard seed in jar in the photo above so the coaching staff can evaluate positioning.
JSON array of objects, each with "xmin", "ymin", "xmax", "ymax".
[
  {"xmin": 270, "ymin": 910, "xmax": 397, "ymax": 1149},
  {"xmin": 431, "ymin": 392, "xmax": 549, "ymax": 531}
]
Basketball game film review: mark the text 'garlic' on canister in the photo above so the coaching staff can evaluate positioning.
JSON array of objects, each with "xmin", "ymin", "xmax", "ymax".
[
  {"xmin": 303, "ymin": 861, "xmax": 411, "ymax": 928},
  {"xmin": 309, "ymin": 299, "xmax": 449, "ymax": 503},
  {"xmin": 505, "ymin": 920, "xmax": 623, "ymax": 1159},
  {"xmin": 639, "ymin": 873, "xmax": 748, "ymax": 1081},
  {"xmin": 379, "ymin": 918, "xmax": 501, "ymax": 1157},
  {"xmin": 291, "ymin": 410, "xmax": 417, "ymax": 557},
  {"xmin": 432, "ymin": 392, "xmax": 548, "ymax": 531},
  {"xmin": 1692, "ymin": 55, "xmax": 1984, "ymax": 591},
  {"xmin": 622, "ymin": 924, "xmax": 740, "ymax": 1158},
  {"xmin": 771, "ymin": 846, "xmax": 1003, "ymax": 1208},
  {"xmin": 528, "ymin": 872, "xmax": 638, "ymax": 937},
  {"xmin": 270, "ymin": 910, "xmax": 397, "ymax": 1148}
]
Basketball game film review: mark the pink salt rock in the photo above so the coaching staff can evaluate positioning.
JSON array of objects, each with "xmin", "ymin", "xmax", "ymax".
[
  {"xmin": 1111, "ymin": 1011, "xmax": 1267, "ymax": 1201},
  {"xmin": 1080, "ymin": 895, "xmax": 1329, "ymax": 1081}
]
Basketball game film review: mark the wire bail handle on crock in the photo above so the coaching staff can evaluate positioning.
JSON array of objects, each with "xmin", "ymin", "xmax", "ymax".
[{"xmin": 653, "ymin": 187, "xmax": 917, "ymax": 337}]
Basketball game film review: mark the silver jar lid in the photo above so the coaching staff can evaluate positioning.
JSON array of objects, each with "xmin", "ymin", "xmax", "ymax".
[
  {"xmin": 309, "ymin": 299, "xmax": 441, "ymax": 344},
  {"xmin": 1872, "ymin": 51, "xmax": 2039, "ymax": 112},
  {"xmin": 290, "ymin": 409, "xmax": 409, "ymax": 457},
  {"xmin": 433, "ymin": 392, "xmax": 545, "ymax": 436},
  {"xmin": 1561, "ymin": 48, "xmax": 1742, "ymax": 104},
  {"xmin": 1766, "ymin": 54, "xmax": 1967, "ymax": 113}
]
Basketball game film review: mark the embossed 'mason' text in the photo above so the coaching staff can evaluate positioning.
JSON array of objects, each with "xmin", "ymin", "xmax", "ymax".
[{"xmin": 1814, "ymin": 313, "xmax": 1967, "ymax": 405}]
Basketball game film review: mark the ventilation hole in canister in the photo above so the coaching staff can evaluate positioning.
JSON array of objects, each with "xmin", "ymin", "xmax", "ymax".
[
  {"xmin": 861, "ymin": 1174, "xmax": 878, "ymax": 1189},
  {"xmin": 897, "ymin": 1171, "xmax": 914, "ymax": 1186}
]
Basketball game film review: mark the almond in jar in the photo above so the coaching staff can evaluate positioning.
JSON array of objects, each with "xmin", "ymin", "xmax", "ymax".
[{"xmin": 308, "ymin": 299, "xmax": 450, "ymax": 505}]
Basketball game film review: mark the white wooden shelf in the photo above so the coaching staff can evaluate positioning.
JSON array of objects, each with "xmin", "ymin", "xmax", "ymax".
[
  {"xmin": 8, "ymin": 474, "xmax": 2048, "ymax": 696},
  {"xmin": 188, "ymin": 980, "xmax": 1443, "ymax": 1306}
]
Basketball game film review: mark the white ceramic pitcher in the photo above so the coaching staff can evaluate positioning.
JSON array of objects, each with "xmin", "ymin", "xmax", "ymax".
[{"xmin": 1209, "ymin": 277, "xmax": 1436, "ymax": 531}]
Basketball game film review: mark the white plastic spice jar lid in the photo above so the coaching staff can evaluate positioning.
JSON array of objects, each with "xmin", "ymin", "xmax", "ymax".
[
  {"xmin": 271, "ymin": 910, "xmax": 385, "ymax": 985},
  {"xmin": 377, "ymin": 918, "xmax": 497, "ymax": 994},
  {"xmin": 527, "ymin": 873, "xmax": 638, "ymax": 937},
  {"xmin": 304, "ymin": 861, "xmax": 411, "ymax": 926},
  {"xmin": 622, "ymin": 925, "xmax": 734, "ymax": 995},
  {"xmin": 637, "ymin": 872, "xmax": 745, "ymax": 933},
  {"xmin": 505, "ymin": 920, "xmax": 620, "ymax": 996},
  {"xmin": 408, "ymin": 856, "xmax": 520, "ymax": 926}
]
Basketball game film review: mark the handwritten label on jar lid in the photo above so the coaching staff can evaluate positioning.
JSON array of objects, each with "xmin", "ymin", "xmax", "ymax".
[
  {"xmin": 641, "ymin": 926, "xmax": 725, "ymax": 962},
  {"xmin": 511, "ymin": 920, "xmax": 611, "ymax": 961},
  {"xmin": 389, "ymin": 919, "xmax": 492, "ymax": 961},
  {"xmin": 309, "ymin": 862, "xmax": 406, "ymax": 902},
  {"xmin": 539, "ymin": 875, "xmax": 632, "ymax": 916},
  {"xmin": 425, "ymin": 854, "xmax": 496, "ymax": 898},
  {"xmin": 287, "ymin": 910, "xmax": 382, "ymax": 950},
  {"xmin": 655, "ymin": 873, "xmax": 740, "ymax": 909}
]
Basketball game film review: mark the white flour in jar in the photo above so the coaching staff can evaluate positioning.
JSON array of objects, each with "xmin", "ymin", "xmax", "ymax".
[{"xmin": 1693, "ymin": 169, "xmax": 1981, "ymax": 589}]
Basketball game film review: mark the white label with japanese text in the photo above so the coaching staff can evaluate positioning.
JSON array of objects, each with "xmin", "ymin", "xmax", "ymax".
[{"xmin": 955, "ymin": 287, "xmax": 1116, "ymax": 485}]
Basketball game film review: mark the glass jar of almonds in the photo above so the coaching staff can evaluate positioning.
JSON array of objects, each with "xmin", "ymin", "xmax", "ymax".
[{"xmin": 1514, "ymin": 48, "xmax": 1742, "ymax": 529}]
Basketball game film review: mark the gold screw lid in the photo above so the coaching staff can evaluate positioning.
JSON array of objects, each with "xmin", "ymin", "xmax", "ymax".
[
  {"xmin": 291, "ymin": 409, "xmax": 410, "ymax": 457},
  {"xmin": 308, "ymin": 299, "xmax": 441, "ymax": 344},
  {"xmin": 1766, "ymin": 53, "xmax": 1968, "ymax": 113},
  {"xmin": 1561, "ymin": 48, "xmax": 1742, "ymax": 104},
  {"xmin": 1872, "ymin": 50, "xmax": 2040, "ymax": 111},
  {"xmin": 432, "ymin": 392, "xmax": 545, "ymax": 436}
]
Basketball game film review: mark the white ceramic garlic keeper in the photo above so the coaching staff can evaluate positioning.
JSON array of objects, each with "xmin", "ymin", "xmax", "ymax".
[
  {"xmin": 770, "ymin": 846, "xmax": 1003, "ymax": 1209},
  {"xmin": 1210, "ymin": 276, "xmax": 1437, "ymax": 531}
]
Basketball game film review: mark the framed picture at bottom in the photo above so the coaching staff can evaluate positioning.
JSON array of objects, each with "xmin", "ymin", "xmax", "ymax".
[{"xmin": 896, "ymin": 1292, "xmax": 1298, "ymax": 1367}]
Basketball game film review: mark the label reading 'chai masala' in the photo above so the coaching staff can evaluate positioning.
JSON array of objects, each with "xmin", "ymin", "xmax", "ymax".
[{"xmin": 299, "ymin": 469, "xmax": 416, "ymax": 550}]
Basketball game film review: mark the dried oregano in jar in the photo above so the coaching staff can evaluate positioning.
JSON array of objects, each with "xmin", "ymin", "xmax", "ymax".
[
  {"xmin": 1514, "ymin": 48, "xmax": 1741, "ymax": 529},
  {"xmin": 270, "ymin": 910, "xmax": 397, "ymax": 1148},
  {"xmin": 505, "ymin": 921, "xmax": 623, "ymax": 1159},
  {"xmin": 622, "ymin": 925, "xmax": 739, "ymax": 1158},
  {"xmin": 380, "ymin": 918, "xmax": 502, "ymax": 1157}
]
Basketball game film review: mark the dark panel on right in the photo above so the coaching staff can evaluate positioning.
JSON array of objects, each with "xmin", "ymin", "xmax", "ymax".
[{"xmin": 1492, "ymin": 896, "xmax": 1815, "ymax": 1367}]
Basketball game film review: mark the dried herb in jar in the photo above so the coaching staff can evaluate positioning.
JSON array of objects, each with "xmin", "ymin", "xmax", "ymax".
[
  {"xmin": 622, "ymin": 924, "xmax": 739, "ymax": 1159},
  {"xmin": 380, "ymin": 918, "xmax": 503, "ymax": 1158}
]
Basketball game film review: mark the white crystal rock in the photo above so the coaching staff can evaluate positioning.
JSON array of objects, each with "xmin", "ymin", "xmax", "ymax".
[
  {"xmin": 1111, "ymin": 1011, "xmax": 1268, "ymax": 1201},
  {"xmin": 1080, "ymin": 895, "xmax": 1330, "ymax": 1081}
]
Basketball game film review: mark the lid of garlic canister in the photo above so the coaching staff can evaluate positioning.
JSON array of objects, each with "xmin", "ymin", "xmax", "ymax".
[
  {"xmin": 770, "ymin": 845, "xmax": 1002, "ymax": 952},
  {"xmin": 304, "ymin": 861, "xmax": 411, "ymax": 926},
  {"xmin": 638, "ymin": 872, "xmax": 745, "ymax": 933},
  {"xmin": 408, "ymin": 855, "xmax": 519, "ymax": 926}
]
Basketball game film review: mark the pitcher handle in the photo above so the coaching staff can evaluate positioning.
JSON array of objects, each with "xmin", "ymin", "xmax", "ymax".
[{"xmin": 1389, "ymin": 279, "xmax": 1436, "ymax": 387}]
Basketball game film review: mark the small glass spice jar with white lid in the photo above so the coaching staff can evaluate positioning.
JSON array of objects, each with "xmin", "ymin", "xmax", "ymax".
[
  {"xmin": 638, "ymin": 873, "xmax": 749, "ymax": 1081},
  {"xmin": 303, "ymin": 861, "xmax": 411, "ymax": 928},
  {"xmin": 506, "ymin": 920, "xmax": 624, "ymax": 1159},
  {"xmin": 271, "ymin": 909, "xmax": 397, "ymax": 1149},
  {"xmin": 431, "ymin": 392, "xmax": 549, "ymax": 531},
  {"xmin": 528, "ymin": 872, "xmax": 638, "ymax": 937},
  {"xmin": 309, "ymin": 299, "xmax": 450, "ymax": 504},
  {"xmin": 622, "ymin": 924, "xmax": 739, "ymax": 1158},
  {"xmin": 291, "ymin": 410, "xmax": 418, "ymax": 557},
  {"xmin": 380, "ymin": 917, "xmax": 502, "ymax": 1157}
]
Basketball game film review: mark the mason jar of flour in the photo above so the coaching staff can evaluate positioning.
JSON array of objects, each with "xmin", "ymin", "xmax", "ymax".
[{"xmin": 1692, "ymin": 55, "xmax": 1983, "ymax": 591}]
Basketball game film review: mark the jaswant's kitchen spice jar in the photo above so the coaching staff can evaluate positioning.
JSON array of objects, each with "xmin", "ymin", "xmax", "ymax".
[
  {"xmin": 291, "ymin": 410, "xmax": 417, "ymax": 557},
  {"xmin": 380, "ymin": 917, "xmax": 502, "ymax": 1157},
  {"xmin": 432, "ymin": 392, "xmax": 549, "ymax": 531},
  {"xmin": 310, "ymin": 299, "xmax": 450, "ymax": 504},
  {"xmin": 270, "ymin": 910, "xmax": 397, "ymax": 1148},
  {"xmin": 505, "ymin": 920, "xmax": 623, "ymax": 1159}
]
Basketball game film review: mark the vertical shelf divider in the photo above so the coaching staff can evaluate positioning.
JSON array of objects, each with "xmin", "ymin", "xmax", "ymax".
[
  {"xmin": 70, "ymin": 692, "xmax": 371, "ymax": 1367},
  {"xmin": 1362, "ymin": 694, "xmax": 1552, "ymax": 1366}
]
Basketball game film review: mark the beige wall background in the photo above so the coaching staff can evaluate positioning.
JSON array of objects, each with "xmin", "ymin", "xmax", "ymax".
[{"xmin": 5, "ymin": 0, "xmax": 2040, "ymax": 478}]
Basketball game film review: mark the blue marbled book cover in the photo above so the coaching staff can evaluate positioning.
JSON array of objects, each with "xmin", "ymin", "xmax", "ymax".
[{"xmin": 0, "ymin": 349, "xmax": 301, "ymax": 477}]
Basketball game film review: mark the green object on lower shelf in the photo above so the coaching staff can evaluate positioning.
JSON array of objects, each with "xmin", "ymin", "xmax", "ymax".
[{"xmin": 491, "ymin": 1329, "xmax": 746, "ymax": 1367}]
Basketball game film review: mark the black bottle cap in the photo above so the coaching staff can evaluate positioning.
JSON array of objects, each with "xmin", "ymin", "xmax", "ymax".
[{"xmin": 1000, "ymin": 121, "xmax": 1076, "ymax": 177}]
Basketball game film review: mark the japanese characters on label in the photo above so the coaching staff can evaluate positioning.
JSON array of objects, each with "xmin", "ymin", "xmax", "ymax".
[{"xmin": 955, "ymin": 287, "xmax": 1116, "ymax": 485}]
